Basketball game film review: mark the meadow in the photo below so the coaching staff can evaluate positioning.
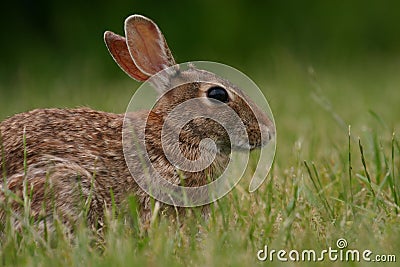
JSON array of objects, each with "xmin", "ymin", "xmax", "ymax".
[
  {"xmin": 1, "ymin": 2, "xmax": 400, "ymax": 266},
  {"xmin": 0, "ymin": 51, "xmax": 399, "ymax": 266}
]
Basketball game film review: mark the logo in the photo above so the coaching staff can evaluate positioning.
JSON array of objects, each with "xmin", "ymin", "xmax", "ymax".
[{"xmin": 257, "ymin": 238, "xmax": 397, "ymax": 263}]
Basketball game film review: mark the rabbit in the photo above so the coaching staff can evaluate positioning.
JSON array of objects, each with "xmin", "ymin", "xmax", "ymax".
[{"xmin": 0, "ymin": 15, "xmax": 275, "ymax": 231}]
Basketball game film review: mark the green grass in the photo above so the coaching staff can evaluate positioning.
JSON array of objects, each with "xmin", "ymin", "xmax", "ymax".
[{"xmin": 0, "ymin": 54, "xmax": 400, "ymax": 266}]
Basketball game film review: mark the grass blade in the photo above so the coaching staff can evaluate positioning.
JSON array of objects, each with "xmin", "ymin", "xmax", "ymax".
[{"xmin": 358, "ymin": 138, "xmax": 376, "ymax": 197}]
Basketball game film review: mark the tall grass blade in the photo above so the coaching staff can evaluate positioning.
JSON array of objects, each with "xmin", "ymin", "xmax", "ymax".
[
  {"xmin": 390, "ymin": 132, "xmax": 399, "ymax": 214},
  {"xmin": 304, "ymin": 161, "xmax": 334, "ymax": 220},
  {"xmin": 348, "ymin": 125, "xmax": 353, "ymax": 203},
  {"xmin": 358, "ymin": 138, "xmax": 375, "ymax": 197}
]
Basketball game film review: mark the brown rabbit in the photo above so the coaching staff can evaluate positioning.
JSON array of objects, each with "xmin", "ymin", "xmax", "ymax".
[{"xmin": 0, "ymin": 15, "xmax": 274, "ymax": 231}]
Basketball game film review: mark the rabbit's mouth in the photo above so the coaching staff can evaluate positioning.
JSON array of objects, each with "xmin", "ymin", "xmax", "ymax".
[
  {"xmin": 231, "ymin": 139, "xmax": 260, "ymax": 151},
  {"xmin": 232, "ymin": 142, "xmax": 263, "ymax": 151},
  {"xmin": 231, "ymin": 143, "xmax": 252, "ymax": 151},
  {"xmin": 230, "ymin": 123, "xmax": 274, "ymax": 151}
]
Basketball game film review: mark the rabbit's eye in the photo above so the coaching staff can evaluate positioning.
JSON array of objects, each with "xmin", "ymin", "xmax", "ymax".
[{"xmin": 207, "ymin": 86, "xmax": 229, "ymax": 103}]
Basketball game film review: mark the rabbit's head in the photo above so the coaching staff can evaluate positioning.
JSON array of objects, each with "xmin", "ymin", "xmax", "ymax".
[{"xmin": 104, "ymin": 15, "xmax": 274, "ymax": 155}]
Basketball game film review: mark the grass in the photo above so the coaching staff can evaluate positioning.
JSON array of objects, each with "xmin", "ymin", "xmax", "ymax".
[{"xmin": 0, "ymin": 53, "xmax": 400, "ymax": 266}]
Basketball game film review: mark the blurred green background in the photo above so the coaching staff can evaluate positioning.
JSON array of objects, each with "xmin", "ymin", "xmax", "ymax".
[
  {"xmin": 2, "ymin": 0, "xmax": 400, "ymax": 67},
  {"xmin": 0, "ymin": 3, "xmax": 399, "ymax": 265},
  {"xmin": 1, "ymin": 0, "xmax": 399, "ymax": 139}
]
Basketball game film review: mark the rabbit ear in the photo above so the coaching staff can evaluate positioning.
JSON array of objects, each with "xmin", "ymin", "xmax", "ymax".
[
  {"xmin": 104, "ymin": 31, "xmax": 150, "ymax": 81},
  {"xmin": 124, "ymin": 15, "xmax": 176, "ymax": 76}
]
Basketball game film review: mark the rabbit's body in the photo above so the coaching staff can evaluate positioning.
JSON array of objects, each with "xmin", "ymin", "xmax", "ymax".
[
  {"xmin": 0, "ymin": 107, "xmax": 229, "ymax": 227},
  {"xmin": 0, "ymin": 15, "xmax": 274, "ymax": 231},
  {"xmin": 1, "ymin": 108, "xmax": 124, "ymax": 180},
  {"xmin": 0, "ymin": 108, "xmax": 136, "ymax": 227}
]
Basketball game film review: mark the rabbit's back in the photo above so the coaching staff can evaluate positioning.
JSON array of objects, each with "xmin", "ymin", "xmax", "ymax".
[
  {"xmin": 1, "ymin": 108, "xmax": 125, "ymax": 176},
  {"xmin": 0, "ymin": 108, "xmax": 147, "ymax": 227}
]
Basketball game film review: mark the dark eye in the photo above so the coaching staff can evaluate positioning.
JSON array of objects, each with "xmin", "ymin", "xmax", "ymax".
[{"xmin": 207, "ymin": 86, "xmax": 229, "ymax": 103}]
